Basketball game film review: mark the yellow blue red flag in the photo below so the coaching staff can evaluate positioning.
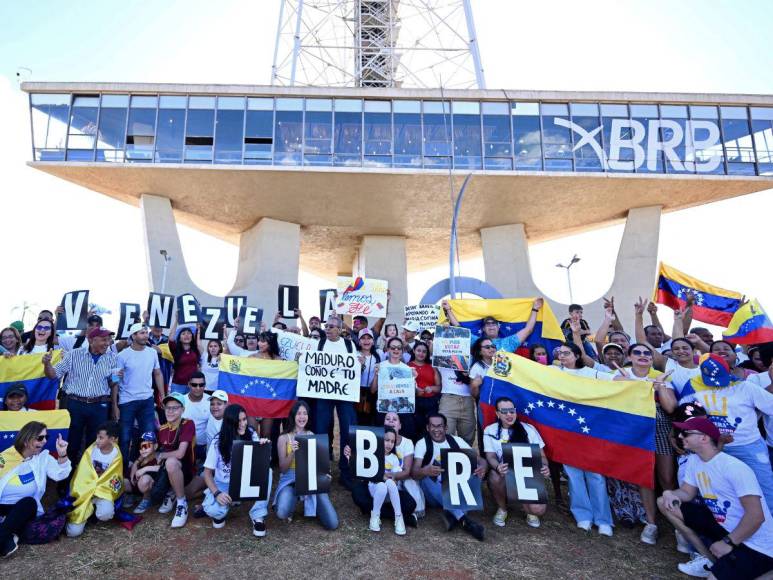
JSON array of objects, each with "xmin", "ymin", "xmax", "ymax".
[
  {"xmin": 480, "ymin": 352, "xmax": 656, "ymax": 488},
  {"xmin": 0, "ymin": 409, "xmax": 70, "ymax": 454},
  {"xmin": 722, "ymin": 299, "xmax": 773, "ymax": 345},
  {"xmin": 218, "ymin": 355, "xmax": 298, "ymax": 418},
  {"xmin": 0, "ymin": 351, "xmax": 63, "ymax": 410}
]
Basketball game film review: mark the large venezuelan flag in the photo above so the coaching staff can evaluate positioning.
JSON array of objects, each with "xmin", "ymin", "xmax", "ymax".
[
  {"xmin": 722, "ymin": 299, "xmax": 773, "ymax": 345},
  {"xmin": 480, "ymin": 352, "xmax": 656, "ymax": 488},
  {"xmin": 0, "ymin": 351, "xmax": 63, "ymax": 410},
  {"xmin": 0, "ymin": 409, "xmax": 70, "ymax": 454},
  {"xmin": 438, "ymin": 298, "xmax": 565, "ymax": 355},
  {"xmin": 654, "ymin": 262, "xmax": 742, "ymax": 327},
  {"xmin": 218, "ymin": 355, "xmax": 298, "ymax": 418}
]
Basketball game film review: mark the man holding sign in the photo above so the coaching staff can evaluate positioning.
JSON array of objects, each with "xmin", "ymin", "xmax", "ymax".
[{"xmin": 411, "ymin": 413, "xmax": 487, "ymax": 541}]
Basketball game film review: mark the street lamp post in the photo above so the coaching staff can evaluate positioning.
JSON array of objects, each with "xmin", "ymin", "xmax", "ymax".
[{"xmin": 556, "ymin": 254, "xmax": 581, "ymax": 303}]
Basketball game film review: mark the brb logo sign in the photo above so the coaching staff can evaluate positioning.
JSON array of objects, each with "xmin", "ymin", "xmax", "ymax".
[{"xmin": 554, "ymin": 117, "xmax": 722, "ymax": 173}]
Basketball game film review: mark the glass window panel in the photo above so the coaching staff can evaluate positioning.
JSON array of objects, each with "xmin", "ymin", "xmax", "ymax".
[
  {"xmin": 423, "ymin": 111, "xmax": 451, "ymax": 157},
  {"xmin": 155, "ymin": 106, "xmax": 186, "ymax": 162},
  {"xmin": 601, "ymin": 104, "xmax": 628, "ymax": 117},
  {"xmin": 512, "ymin": 103, "xmax": 541, "ymax": 170},
  {"xmin": 659, "ymin": 111, "xmax": 694, "ymax": 173},
  {"xmin": 305, "ymin": 110, "xmax": 332, "ymax": 154},
  {"xmin": 572, "ymin": 113, "xmax": 603, "ymax": 172},
  {"xmin": 218, "ymin": 96, "xmax": 244, "ymax": 111},
  {"xmin": 423, "ymin": 101, "xmax": 450, "ymax": 114},
  {"xmin": 541, "ymin": 103, "xmax": 572, "ymax": 163},
  {"xmin": 248, "ymin": 97, "xmax": 274, "ymax": 111},
  {"xmin": 603, "ymin": 106, "xmax": 636, "ymax": 173},
  {"xmin": 335, "ymin": 99, "xmax": 362, "ymax": 112},
  {"xmin": 130, "ymin": 96, "xmax": 157, "ymax": 108},
  {"xmin": 544, "ymin": 158, "xmax": 573, "ymax": 171},
  {"xmin": 423, "ymin": 156, "xmax": 451, "ymax": 169},
  {"xmin": 276, "ymin": 98, "xmax": 303, "ymax": 111},
  {"xmin": 541, "ymin": 103, "xmax": 568, "ymax": 116},
  {"xmin": 244, "ymin": 109, "xmax": 273, "ymax": 163},
  {"xmin": 629, "ymin": 104, "xmax": 657, "ymax": 117},
  {"xmin": 189, "ymin": 96, "xmax": 216, "ymax": 109},
  {"xmin": 628, "ymin": 108, "xmax": 661, "ymax": 173},
  {"xmin": 452, "ymin": 101, "xmax": 479, "ymax": 115},
  {"xmin": 66, "ymin": 95, "xmax": 99, "ymax": 158},
  {"xmin": 31, "ymin": 93, "xmax": 70, "ymax": 106},
  {"xmin": 303, "ymin": 154, "xmax": 332, "ymax": 166},
  {"xmin": 364, "ymin": 110, "xmax": 391, "ymax": 155},
  {"xmin": 453, "ymin": 109, "xmax": 481, "ymax": 168},
  {"xmin": 722, "ymin": 115, "xmax": 755, "ymax": 163},
  {"xmin": 690, "ymin": 105, "xmax": 718, "ymax": 119},
  {"xmin": 126, "ymin": 99, "xmax": 156, "ymax": 161},
  {"xmin": 751, "ymin": 119, "xmax": 773, "ymax": 164},
  {"xmin": 481, "ymin": 101, "xmax": 508, "ymax": 115},
  {"xmin": 570, "ymin": 103, "xmax": 598, "ymax": 116},
  {"xmin": 306, "ymin": 99, "xmax": 332, "ymax": 112},
  {"xmin": 275, "ymin": 109, "xmax": 302, "ymax": 164},
  {"xmin": 100, "ymin": 94, "xmax": 129, "ymax": 108},
  {"xmin": 334, "ymin": 108, "xmax": 362, "ymax": 162},
  {"xmin": 660, "ymin": 105, "xmax": 688, "ymax": 118},
  {"xmin": 751, "ymin": 107, "xmax": 773, "ymax": 120},
  {"xmin": 214, "ymin": 108, "xmax": 244, "ymax": 164},
  {"xmin": 727, "ymin": 162, "xmax": 756, "ymax": 175},
  {"xmin": 159, "ymin": 95, "xmax": 187, "ymax": 108},
  {"xmin": 484, "ymin": 158, "xmax": 513, "ymax": 170},
  {"xmin": 512, "ymin": 102, "xmax": 539, "ymax": 116},
  {"xmin": 185, "ymin": 106, "xmax": 214, "ymax": 162},
  {"xmin": 96, "ymin": 101, "xmax": 127, "ymax": 162},
  {"xmin": 393, "ymin": 100, "xmax": 420, "ymax": 114},
  {"xmin": 482, "ymin": 108, "xmax": 511, "ymax": 157},
  {"xmin": 394, "ymin": 108, "xmax": 421, "ymax": 167},
  {"xmin": 720, "ymin": 106, "xmax": 747, "ymax": 120},
  {"xmin": 363, "ymin": 155, "xmax": 392, "ymax": 167},
  {"xmin": 364, "ymin": 100, "xmax": 390, "ymax": 113}
]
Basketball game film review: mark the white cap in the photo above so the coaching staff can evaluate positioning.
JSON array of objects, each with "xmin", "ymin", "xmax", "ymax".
[
  {"xmin": 128, "ymin": 322, "xmax": 146, "ymax": 336},
  {"xmin": 403, "ymin": 321, "xmax": 421, "ymax": 333},
  {"xmin": 210, "ymin": 390, "xmax": 229, "ymax": 403}
]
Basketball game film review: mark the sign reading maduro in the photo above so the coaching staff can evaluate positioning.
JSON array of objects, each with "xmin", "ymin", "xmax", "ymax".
[{"xmin": 296, "ymin": 351, "xmax": 361, "ymax": 403}]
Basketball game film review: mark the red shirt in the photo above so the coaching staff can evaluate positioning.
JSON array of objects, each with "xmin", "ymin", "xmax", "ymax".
[
  {"xmin": 158, "ymin": 418, "xmax": 196, "ymax": 477},
  {"xmin": 409, "ymin": 362, "xmax": 437, "ymax": 397},
  {"xmin": 168, "ymin": 339, "xmax": 200, "ymax": 385}
]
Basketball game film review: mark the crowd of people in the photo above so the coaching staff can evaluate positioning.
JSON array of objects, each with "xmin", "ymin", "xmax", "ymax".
[{"xmin": 1, "ymin": 294, "xmax": 772, "ymax": 579}]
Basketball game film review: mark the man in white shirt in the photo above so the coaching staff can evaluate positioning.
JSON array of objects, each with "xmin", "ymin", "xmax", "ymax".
[
  {"xmin": 181, "ymin": 372, "xmax": 211, "ymax": 463},
  {"xmin": 659, "ymin": 416, "xmax": 773, "ymax": 579}
]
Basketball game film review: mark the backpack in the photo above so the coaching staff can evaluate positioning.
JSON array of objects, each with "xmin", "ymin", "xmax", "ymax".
[
  {"xmin": 421, "ymin": 433, "xmax": 461, "ymax": 467},
  {"xmin": 317, "ymin": 336, "xmax": 354, "ymax": 353}
]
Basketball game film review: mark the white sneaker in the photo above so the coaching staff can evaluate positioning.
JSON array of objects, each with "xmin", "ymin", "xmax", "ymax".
[
  {"xmin": 369, "ymin": 513, "xmax": 381, "ymax": 532},
  {"xmin": 675, "ymin": 530, "xmax": 691, "ymax": 554},
  {"xmin": 677, "ymin": 554, "xmax": 711, "ymax": 578},
  {"xmin": 526, "ymin": 514, "xmax": 541, "ymax": 528},
  {"xmin": 640, "ymin": 523, "xmax": 659, "ymax": 545},
  {"xmin": 171, "ymin": 503, "xmax": 188, "ymax": 528},
  {"xmin": 577, "ymin": 520, "xmax": 592, "ymax": 531},
  {"xmin": 158, "ymin": 492, "xmax": 175, "ymax": 514},
  {"xmin": 492, "ymin": 508, "xmax": 508, "ymax": 527},
  {"xmin": 394, "ymin": 515, "xmax": 406, "ymax": 536},
  {"xmin": 212, "ymin": 517, "xmax": 226, "ymax": 529},
  {"xmin": 598, "ymin": 524, "xmax": 613, "ymax": 537}
]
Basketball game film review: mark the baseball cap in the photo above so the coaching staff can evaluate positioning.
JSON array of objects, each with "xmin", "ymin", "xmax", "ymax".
[
  {"xmin": 128, "ymin": 322, "xmax": 146, "ymax": 336},
  {"xmin": 602, "ymin": 343, "xmax": 624, "ymax": 354},
  {"xmin": 358, "ymin": 328, "xmax": 374, "ymax": 339},
  {"xmin": 140, "ymin": 431, "xmax": 157, "ymax": 443},
  {"xmin": 87, "ymin": 327, "xmax": 113, "ymax": 339},
  {"xmin": 9, "ymin": 321, "xmax": 24, "ymax": 333},
  {"xmin": 210, "ymin": 390, "xmax": 229, "ymax": 403},
  {"xmin": 5, "ymin": 384, "xmax": 28, "ymax": 398},
  {"xmin": 402, "ymin": 321, "xmax": 421, "ymax": 333},
  {"xmin": 162, "ymin": 392, "xmax": 186, "ymax": 408},
  {"xmin": 87, "ymin": 314, "xmax": 104, "ymax": 326},
  {"xmin": 672, "ymin": 416, "xmax": 720, "ymax": 443}
]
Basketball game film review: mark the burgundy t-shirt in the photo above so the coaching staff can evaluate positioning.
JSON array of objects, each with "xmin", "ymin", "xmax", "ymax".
[{"xmin": 169, "ymin": 340, "xmax": 200, "ymax": 385}]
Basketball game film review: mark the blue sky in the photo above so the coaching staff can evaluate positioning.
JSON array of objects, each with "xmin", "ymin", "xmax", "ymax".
[{"xmin": 1, "ymin": 0, "xmax": 772, "ymax": 330}]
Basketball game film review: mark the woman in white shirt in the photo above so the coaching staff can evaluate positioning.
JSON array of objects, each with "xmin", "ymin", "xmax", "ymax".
[
  {"xmin": 198, "ymin": 338, "xmax": 222, "ymax": 390},
  {"xmin": 371, "ymin": 337, "xmax": 418, "ymax": 439},
  {"xmin": 18, "ymin": 321, "xmax": 56, "ymax": 355}
]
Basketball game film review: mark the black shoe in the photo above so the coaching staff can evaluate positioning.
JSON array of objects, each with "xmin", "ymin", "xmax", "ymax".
[
  {"xmin": 193, "ymin": 505, "xmax": 207, "ymax": 519},
  {"xmin": 0, "ymin": 534, "xmax": 18, "ymax": 559},
  {"xmin": 442, "ymin": 510, "xmax": 459, "ymax": 531},
  {"xmin": 252, "ymin": 519, "xmax": 267, "ymax": 538},
  {"xmin": 460, "ymin": 516, "xmax": 485, "ymax": 541},
  {"xmin": 405, "ymin": 513, "xmax": 418, "ymax": 528}
]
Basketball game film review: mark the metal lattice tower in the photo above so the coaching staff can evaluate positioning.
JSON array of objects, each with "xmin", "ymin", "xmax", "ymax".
[{"xmin": 271, "ymin": 0, "xmax": 486, "ymax": 89}]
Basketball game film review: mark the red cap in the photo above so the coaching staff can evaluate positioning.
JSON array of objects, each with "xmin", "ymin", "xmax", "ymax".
[
  {"xmin": 87, "ymin": 327, "xmax": 113, "ymax": 339},
  {"xmin": 672, "ymin": 416, "xmax": 720, "ymax": 443}
]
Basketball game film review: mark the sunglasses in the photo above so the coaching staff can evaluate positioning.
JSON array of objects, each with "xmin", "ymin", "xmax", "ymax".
[
  {"xmin": 325, "ymin": 325, "xmax": 339, "ymax": 330},
  {"xmin": 557, "ymin": 350, "xmax": 573, "ymax": 356},
  {"xmin": 497, "ymin": 408, "xmax": 516, "ymax": 414},
  {"xmin": 140, "ymin": 441, "xmax": 154, "ymax": 449},
  {"xmin": 165, "ymin": 405, "xmax": 183, "ymax": 412},
  {"xmin": 35, "ymin": 325, "xmax": 52, "ymax": 332},
  {"xmin": 482, "ymin": 344, "xmax": 495, "ymax": 349},
  {"xmin": 389, "ymin": 345, "xmax": 402, "ymax": 350},
  {"xmin": 631, "ymin": 349, "xmax": 653, "ymax": 357},
  {"xmin": 189, "ymin": 382, "xmax": 205, "ymax": 387},
  {"xmin": 36, "ymin": 434, "xmax": 48, "ymax": 442}
]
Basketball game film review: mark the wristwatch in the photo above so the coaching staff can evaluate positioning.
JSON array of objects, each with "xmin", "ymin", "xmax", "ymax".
[{"xmin": 722, "ymin": 535, "xmax": 737, "ymax": 548}]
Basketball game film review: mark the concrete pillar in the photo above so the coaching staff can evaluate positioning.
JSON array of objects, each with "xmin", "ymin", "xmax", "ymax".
[
  {"xmin": 479, "ymin": 206, "xmax": 662, "ymax": 332},
  {"xmin": 353, "ymin": 235, "xmax": 408, "ymax": 325},
  {"xmin": 231, "ymin": 218, "xmax": 301, "ymax": 319}
]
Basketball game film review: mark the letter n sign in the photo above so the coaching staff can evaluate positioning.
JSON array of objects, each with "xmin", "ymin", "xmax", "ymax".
[
  {"xmin": 228, "ymin": 441, "xmax": 271, "ymax": 501},
  {"xmin": 441, "ymin": 448, "xmax": 483, "ymax": 511},
  {"xmin": 503, "ymin": 443, "xmax": 547, "ymax": 504}
]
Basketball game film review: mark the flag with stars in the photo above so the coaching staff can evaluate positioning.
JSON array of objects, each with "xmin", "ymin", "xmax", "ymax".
[
  {"xmin": 722, "ymin": 298, "xmax": 773, "ymax": 344},
  {"xmin": 0, "ymin": 351, "xmax": 63, "ymax": 410},
  {"xmin": 653, "ymin": 262, "xmax": 743, "ymax": 327},
  {"xmin": 218, "ymin": 354, "xmax": 298, "ymax": 418},
  {"xmin": 480, "ymin": 352, "xmax": 656, "ymax": 488},
  {"xmin": 0, "ymin": 410, "xmax": 70, "ymax": 454},
  {"xmin": 438, "ymin": 298, "xmax": 565, "ymax": 357}
]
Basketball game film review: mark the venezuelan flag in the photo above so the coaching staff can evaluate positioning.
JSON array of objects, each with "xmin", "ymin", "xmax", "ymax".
[
  {"xmin": 480, "ymin": 352, "xmax": 656, "ymax": 488},
  {"xmin": 0, "ymin": 409, "xmax": 70, "ymax": 454},
  {"xmin": 0, "ymin": 351, "xmax": 63, "ymax": 410},
  {"xmin": 439, "ymin": 298, "xmax": 565, "ymax": 356},
  {"xmin": 722, "ymin": 299, "xmax": 773, "ymax": 345},
  {"xmin": 218, "ymin": 355, "xmax": 298, "ymax": 418},
  {"xmin": 654, "ymin": 262, "xmax": 742, "ymax": 327}
]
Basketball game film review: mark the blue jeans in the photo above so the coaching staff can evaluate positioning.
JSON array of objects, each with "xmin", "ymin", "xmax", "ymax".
[
  {"xmin": 203, "ymin": 478, "xmax": 272, "ymax": 522},
  {"xmin": 314, "ymin": 400, "xmax": 357, "ymax": 483},
  {"xmin": 420, "ymin": 475, "xmax": 482, "ymax": 520},
  {"xmin": 65, "ymin": 397, "xmax": 109, "ymax": 465},
  {"xmin": 724, "ymin": 439, "xmax": 773, "ymax": 510},
  {"xmin": 564, "ymin": 465, "xmax": 613, "ymax": 526},
  {"xmin": 275, "ymin": 484, "xmax": 338, "ymax": 530},
  {"xmin": 170, "ymin": 383, "xmax": 189, "ymax": 395},
  {"xmin": 118, "ymin": 396, "xmax": 157, "ymax": 464}
]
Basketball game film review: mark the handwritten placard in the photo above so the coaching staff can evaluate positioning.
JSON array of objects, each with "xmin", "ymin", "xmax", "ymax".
[
  {"xmin": 271, "ymin": 327, "xmax": 317, "ymax": 362},
  {"xmin": 404, "ymin": 304, "xmax": 441, "ymax": 332},
  {"xmin": 297, "ymin": 351, "xmax": 361, "ymax": 402},
  {"xmin": 376, "ymin": 363, "xmax": 416, "ymax": 414},
  {"xmin": 336, "ymin": 276, "xmax": 388, "ymax": 319},
  {"xmin": 432, "ymin": 325, "xmax": 471, "ymax": 371}
]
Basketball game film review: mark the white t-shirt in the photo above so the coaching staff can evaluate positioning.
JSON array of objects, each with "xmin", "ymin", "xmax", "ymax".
[
  {"xmin": 745, "ymin": 372, "xmax": 773, "ymax": 447},
  {"xmin": 20, "ymin": 344, "xmax": 50, "ymax": 355},
  {"xmin": 469, "ymin": 361, "xmax": 490, "ymax": 382},
  {"xmin": 183, "ymin": 395, "xmax": 211, "ymax": 444},
  {"xmin": 320, "ymin": 338, "xmax": 351, "ymax": 355},
  {"xmin": 116, "ymin": 346, "xmax": 160, "ymax": 404},
  {"xmin": 0, "ymin": 461, "xmax": 36, "ymax": 505},
  {"xmin": 558, "ymin": 366, "xmax": 614, "ymax": 380},
  {"xmin": 383, "ymin": 452, "xmax": 402, "ymax": 475},
  {"xmin": 679, "ymin": 379, "xmax": 773, "ymax": 447},
  {"xmin": 91, "ymin": 446, "xmax": 119, "ymax": 475},
  {"xmin": 482, "ymin": 422, "xmax": 544, "ymax": 462},
  {"xmin": 205, "ymin": 416, "xmax": 223, "ymax": 447},
  {"xmin": 438, "ymin": 367, "xmax": 470, "ymax": 397},
  {"xmin": 683, "ymin": 452, "xmax": 773, "ymax": 556},
  {"xmin": 414, "ymin": 435, "xmax": 471, "ymax": 481},
  {"xmin": 204, "ymin": 431, "xmax": 259, "ymax": 483},
  {"xmin": 200, "ymin": 353, "xmax": 220, "ymax": 389},
  {"xmin": 665, "ymin": 358, "xmax": 701, "ymax": 400},
  {"xmin": 394, "ymin": 436, "xmax": 414, "ymax": 467}
]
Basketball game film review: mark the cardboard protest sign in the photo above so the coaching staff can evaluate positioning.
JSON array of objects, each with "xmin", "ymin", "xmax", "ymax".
[
  {"xmin": 278, "ymin": 285, "xmax": 299, "ymax": 319},
  {"xmin": 376, "ymin": 363, "xmax": 416, "ymax": 414},
  {"xmin": 336, "ymin": 276, "xmax": 388, "ymax": 319},
  {"xmin": 56, "ymin": 290, "xmax": 90, "ymax": 331},
  {"xmin": 296, "ymin": 351, "xmax": 360, "ymax": 402},
  {"xmin": 348, "ymin": 427, "xmax": 384, "ymax": 482},
  {"xmin": 224, "ymin": 295, "xmax": 246, "ymax": 328},
  {"xmin": 117, "ymin": 303, "xmax": 141, "ymax": 339},
  {"xmin": 319, "ymin": 289, "xmax": 336, "ymax": 322},
  {"xmin": 228, "ymin": 441, "xmax": 272, "ymax": 501},
  {"xmin": 404, "ymin": 304, "xmax": 441, "ymax": 332},
  {"xmin": 295, "ymin": 434, "xmax": 331, "ymax": 495},
  {"xmin": 175, "ymin": 293, "xmax": 200, "ymax": 325},
  {"xmin": 237, "ymin": 305, "xmax": 263, "ymax": 335},
  {"xmin": 271, "ymin": 328, "xmax": 317, "ymax": 362},
  {"xmin": 146, "ymin": 292, "xmax": 175, "ymax": 329},
  {"xmin": 201, "ymin": 306, "xmax": 225, "ymax": 340},
  {"xmin": 432, "ymin": 325, "xmax": 472, "ymax": 371},
  {"xmin": 441, "ymin": 447, "xmax": 483, "ymax": 511},
  {"xmin": 503, "ymin": 443, "xmax": 548, "ymax": 504}
]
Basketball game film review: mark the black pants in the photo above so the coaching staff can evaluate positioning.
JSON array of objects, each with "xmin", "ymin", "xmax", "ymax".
[
  {"xmin": 681, "ymin": 501, "xmax": 773, "ymax": 580},
  {"xmin": 414, "ymin": 394, "xmax": 440, "ymax": 434},
  {"xmin": 0, "ymin": 497, "xmax": 37, "ymax": 554},
  {"xmin": 351, "ymin": 479, "xmax": 416, "ymax": 518}
]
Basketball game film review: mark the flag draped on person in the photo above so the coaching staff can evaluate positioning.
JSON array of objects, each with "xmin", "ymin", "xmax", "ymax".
[
  {"xmin": 218, "ymin": 354, "xmax": 297, "ymax": 418},
  {"xmin": 0, "ymin": 409, "xmax": 70, "ymax": 454},
  {"xmin": 68, "ymin": 442, "xmax": 124, "ymax": 526},
  {"xmin": 722, "ymin": 299, "xmax": 773, "ymax": 345},
  {"xmin": 653, "ymin": 262, "xmax": 743, "ymax": 327},
  {"xmin": 0, "ymin": 351, "xmax": 63, "ymax": 410},
  {"xmin": 438, "ymin": 298, "xmax": 565, "ymax": 354},
  {"xmin": 480, "ymin": 352, "xmax": 656, "ymax": 488}
]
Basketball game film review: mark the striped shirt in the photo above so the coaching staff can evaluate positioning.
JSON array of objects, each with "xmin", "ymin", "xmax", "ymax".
[{"xmin": 53, "ymin": 348, "xmax": 118, "ymax": 399}]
